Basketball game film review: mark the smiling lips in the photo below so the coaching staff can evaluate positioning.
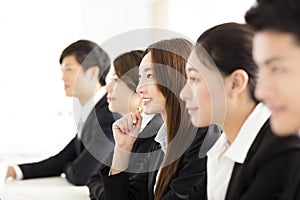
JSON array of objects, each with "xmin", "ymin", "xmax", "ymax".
[{"xmin": 141, "ymin": 98, "xmax": 151, "ymax": 105}]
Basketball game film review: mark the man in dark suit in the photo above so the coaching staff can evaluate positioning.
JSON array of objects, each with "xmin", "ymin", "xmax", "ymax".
[
  {"xmin": 6, "ymin": 40, "xmax": 119, "ymax": 186},
  {"xmin": 225, "ymin": 120, "xmax": 300, "ymax": 200},
  {"xmin": 245, "ymin": 0, "xmax": 300, "ymax": 199}
]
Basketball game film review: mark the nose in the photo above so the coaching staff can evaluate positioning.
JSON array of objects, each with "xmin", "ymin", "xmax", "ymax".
[
  {"xmin": 180, "ymin": 82, "xmax": 191, "ymax": 102},
  {"xmin": 254, "ymin": 71, "xmax": 271, "ymax": 103},
  {"xmin": 136, "ymin": 81, "xmax": 145, "ymax": 95},
  {"xmin": 61, "ymin": 71, "xmax": 66, "ymax": 81},
  {"xmin": 106, "ymin": 80, "xmax": 114, "ymax": 94}
]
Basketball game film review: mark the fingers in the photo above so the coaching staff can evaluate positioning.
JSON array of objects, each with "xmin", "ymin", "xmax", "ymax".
[
  {"xmin": 112, "ymin": 110, "xmax": 145, "ymax": 142},
  {"xmin": 113, "ymin": 118, "xmax": 125, "ymax": 133},
  {"xmin": 113, "ymin": 112, "xmax": 142, "ymax": 134},
  {"xmin": 134, "ymin": 110, "xmax": 143, "ymax": 129},
  {"xmin": 130, "ymin": 112, "xmax": 137, "ymax": 129}
]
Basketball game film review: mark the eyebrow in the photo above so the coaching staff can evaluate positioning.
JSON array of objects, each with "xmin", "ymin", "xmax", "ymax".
[
  {"xmin": 142, "ymin": 67, "xmax": 153, "ymax": 72},
  {"xmin": 187, "ymin": 67, "xmax": 199, "ymax": 73},
  {"xmin": 62, "ymin": 64, "xmax": 73, "ymax": 68},
  {"xmin": 264, "ymin": 57, "xmax": 282, "ymax": 65}
]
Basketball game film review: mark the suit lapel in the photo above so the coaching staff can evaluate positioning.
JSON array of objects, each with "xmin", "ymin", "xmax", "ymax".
[
  {"xmin": 148, "ymin": 144, "xmax": 164, "ymax": 200},
  {"xmin": 79, "ymin": 94, "xmax": 107, "ymax": 144},
  {"xmin": 225, "ymin": 121, "xmax": 270, "ymax": 200}
]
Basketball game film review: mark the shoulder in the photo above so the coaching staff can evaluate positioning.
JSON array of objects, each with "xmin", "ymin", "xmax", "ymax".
[{"xmin": 247, "ymin": 120, "xmax": 300, "ymax": 165}]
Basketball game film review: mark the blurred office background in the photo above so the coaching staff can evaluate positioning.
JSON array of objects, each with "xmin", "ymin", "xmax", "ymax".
[{"xmin": 0, "ymin": 0, "xmax": 255, "ymax": 161}]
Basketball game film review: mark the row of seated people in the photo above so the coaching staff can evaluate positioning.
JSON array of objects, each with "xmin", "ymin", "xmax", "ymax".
[{"xmin": 3, "ymin": 0, "xmax": 300, "ymax": 199}]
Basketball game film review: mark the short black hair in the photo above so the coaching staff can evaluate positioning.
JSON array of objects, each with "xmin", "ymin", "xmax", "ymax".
[
  {"xmin": 245, "ymin": 0, "xmax": 300, "ymax": 43},
  {"xmin": 196, "ymin": 22, "xmax": 258, "ymax": 103},
  {"xmin": 59, "ymin": 40, "xmax": 110, "ymax": 86}
]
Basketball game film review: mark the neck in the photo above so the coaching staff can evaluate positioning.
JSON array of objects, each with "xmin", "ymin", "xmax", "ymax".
[
  {"xmin": 78, "ymin": 83, "xmax": 102, "ymax": 106},
  {"xmin": 223, "ymin": 100, "xmax": 256, "ymax": 144},
  {"xmin": 161, "ymin": 112, "xmax": 167, "ymax": 124}
]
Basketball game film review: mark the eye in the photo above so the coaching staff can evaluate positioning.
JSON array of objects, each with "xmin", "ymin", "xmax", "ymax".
[
  {"xmin": 188, "ymin": 76, "xmax": 200, "ymax": 83},
  {"xmin": 271, "ymin": 66, "xmax": 284, "ymax": 74},
  {"xmin": 146, "ymin": 73, "xmax": 153, "ymax": 79}
]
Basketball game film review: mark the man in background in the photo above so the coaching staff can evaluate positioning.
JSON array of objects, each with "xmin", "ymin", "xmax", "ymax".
[{"xmin": 6, "ymin": 40, "xmax": 118, "ymax": 185}]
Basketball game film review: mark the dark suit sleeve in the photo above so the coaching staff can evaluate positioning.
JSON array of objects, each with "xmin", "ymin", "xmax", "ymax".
[
  {"xmin": 88, "ymin": 167, "xmax": 110, "ymax": 200},
  {"xmin": 87, "ymin": 151, "xmax": 151, "ymax": 200},
  {"xmin": 239, "ymin": 151, "xmax": 300, "ymax": 200},
  {"xmin": 87, "ymin": 114, "xmax": 163, "ymax": 200},
  {"xmin": 63, "ymin": 146, "xmax": 104, "ymax": 185},
  {"xmin": 19, "ymin": 137, "xmax": 78, "ymax": 179},
  {"xmin": 102, "ymin": 171, "xmax": 149, "ymax": 200},
  {"xmin": 19, "ymin": 136, "xmax": 104, "ymax": 186},
  {"xmin": 88, "ymin": 139, "xmax": 158, "ymax": 200}
]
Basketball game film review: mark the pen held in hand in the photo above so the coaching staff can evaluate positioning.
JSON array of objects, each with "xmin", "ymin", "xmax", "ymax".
[{"xmin": 132, "ymin": 107, "xmax": 142, "ymax": 128}]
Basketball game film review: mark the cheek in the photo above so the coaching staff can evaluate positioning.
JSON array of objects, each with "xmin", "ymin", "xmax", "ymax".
[{"xmin": 195, "ymin": 86, "xmax": 211, "ymax": 109}]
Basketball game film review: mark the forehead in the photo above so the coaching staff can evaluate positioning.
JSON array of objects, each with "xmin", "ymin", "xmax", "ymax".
[
  {"xmin": 253, "ymin": 30, "xmax": 300, "ymax": 64},
  {"xmin": 61, "ymin": 55, "xmax": 80, "ymax": 68},
  {"xmin": 139, "ymin": 52, "xmax": 154, "ymax": 72},
  {"xmin": 187, "ymin": 50, "xmax": 216, "ymax": 74}
]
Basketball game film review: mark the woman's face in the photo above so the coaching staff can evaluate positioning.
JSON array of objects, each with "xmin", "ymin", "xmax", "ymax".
[
  {"xmin": 180, "ymin": 51, "xmax": 226, "ymax": 127},
  {"xmin": 137, "ymin": 53, "xmax": 166, "ymax": 116},
  {"xmin": 106, "ymin": 66, "xmax": 135, "ymax": 115}
]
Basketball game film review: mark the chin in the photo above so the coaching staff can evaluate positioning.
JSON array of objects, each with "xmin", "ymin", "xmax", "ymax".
[
  {"xmin": 191, "ymin": 120, "xmax": 199, "ymax": 127},
  {"xmin": 108, "ymin": 105, "xmax": 114, "ymax": 112},
  {"xmin": 270, "ymin": 120, "xmax": 298, "ymax": 136},
  {"xmin": 143, "ymin": 110, "xmax": 153, "ymax": 115}
]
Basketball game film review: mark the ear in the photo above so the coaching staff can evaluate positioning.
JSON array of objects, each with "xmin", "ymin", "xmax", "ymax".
[
  {"xmin": 226, "ymin": 69, "xmax": 249, "ymax": 98},
  {"xmin": 86, "ymin": 66, "xmax": 100, "ymax": 80}
]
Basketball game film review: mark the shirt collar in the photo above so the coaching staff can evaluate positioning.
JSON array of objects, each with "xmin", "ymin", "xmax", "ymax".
[
  {"xmin": 225, "ymin": 103, "xmax": 270, "ymax": 163},
  {"xmin": 154, "ymin": 123, "xmax": 167, "ymax": 153},
  {"xmin": 79, "ymin": 87, "xmax": 106, "ymax": 124},
  {"xmin": 140, "ymin": 113, "xmax": 155, "ymax": 132},
  {"xmin": 208, "ymin": 103, "xmax": 271, "ymax": 164}
]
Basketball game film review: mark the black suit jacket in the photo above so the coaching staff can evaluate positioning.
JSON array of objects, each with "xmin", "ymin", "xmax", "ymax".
[
  {"xmin": 88, "ymin": 114, "xmax": 163, "ymax": 200},
  {"xmin": 279, "ymin": 156, "xmax": 300, "ymax": 200},
  {"xmin": 88, "ymin": 124, "xmax": 220, "ymax": 200},
  {"xmin": 225, "ymin": 120, "xmax": 300, "ymax": 200},
  {"xmin": 19, "ymin": 94, "xmax": 120, "ymax": 185},
  {"xmin": 147, "ymin": 125, "xmax": 220, "ymax": 200}
]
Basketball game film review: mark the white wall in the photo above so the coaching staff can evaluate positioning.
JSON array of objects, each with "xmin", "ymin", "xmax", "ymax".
[
  {"xmin": 0, "ymin": 0, "xmax": 257, "ymax": 161},
  {"xmin": 0, "ymin": 0, "xmax": 81, "ymax": 158},
  {"xmin": 166, "ymin": 0, "xmax": 257, "ymax": 41}
]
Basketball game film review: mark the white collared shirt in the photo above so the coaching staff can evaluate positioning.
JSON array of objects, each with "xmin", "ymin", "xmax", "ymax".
[
  {"xmin": 75, "ymin": 87, "xmax": 106, "ymax": 138},
  {"xmin": 140, "ymin": 113, "xmax": 154, "ymax": 132},
  {"xmin": 76, "ymin": 87, "xmax": 106, "ymax": 125},
  {"xmin": 207, "ymin": 103, "xmax": 271, "ymax": 200},
  {"xmin": 154, "ymin": 123, "xmax": 167, "ymax": 153},
  {"xmin": 13, "ymin": 87, "xmax": 107, "ymax": 180}
]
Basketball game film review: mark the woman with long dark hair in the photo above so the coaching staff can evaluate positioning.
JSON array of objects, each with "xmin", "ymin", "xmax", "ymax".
[{"xmin": 102, "ymin": 38, "xmax": 217, "ymax": 200}]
